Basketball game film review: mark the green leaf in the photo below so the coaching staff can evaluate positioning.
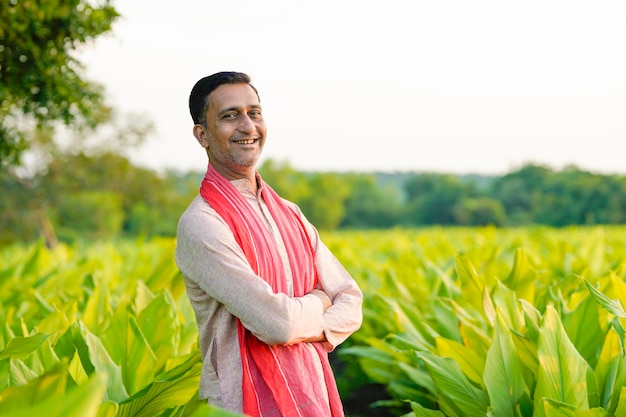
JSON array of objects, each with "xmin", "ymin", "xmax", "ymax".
[
  {"xmin": 101, "ymin": 303, "xmax": 157, "ymax": 396},
  {"xmin": 0, "ymin": 332, "xmax": 49, "ymax": 360},
  {"xmin": 180, "ymin": 394, "xmax": 246, "ymax": 416},
  {"xmin": 542, "ymin": 397, "xmax": 608, "ymax": 416},
  {"xmin": 136, "ymin": 290, "xmax": 179, "ymax": 371},
  {"xmin": 0, "ymin": 367, "xmax": 68, "ymax": 412},
  {"xmin": 0, "ymin": 373, "xmax": 107, "ymax": 417},
  {"xmin": 116, "ymin": 354, "xmax": 202, "ymax": 417},
  {"xmin": 69, "ymin": 349, "xmax": 89, "ymax": 384},
  {"xmin": 455, "ymin": 254, "xmax": 485, "ymax": 313},
  {"xmin": 562, "ymin": 296, "xmax": 604, "ymax": 367},
  {"xmin": 504, "ymin": 249, "xmax": 536, "ymax": 304},
  {"xmin": 613, "ymin": 386, "xmax": 626, "ymax": 416},
  {"xmin": 584, "ymin": 279, "xmax": 626, "ymax": 318},
  {"xmin": 483, "ymin": 311, "xmax": 526, "ymax": 417},
  {"xmin": 82, "ymin": 282, "xmax": 113, "ymax": 332},
  {"xmin": 436, "ymin": 337, "xmax": 485, "ymax": 386},
  {"xmin": 594, "ymin": 327, "xmax": 626, "ymax": 412},
  {"xmin": 4, "ymin": 358, "xmax": 39, "ymax": 388},
  {"xmin": 55, "ymin": 322, "xmax": 129, "ymax": 402},
  {"xmin": 410, "ymin": 401, "xmax": 446, "ymax": 416},
  {"xmin": 534, "ymin": 305, "xmax": 591, "ymax": 417},
  {"xmin": 417, "ymin": 351, "xmax": 489, "ymax": 416}
]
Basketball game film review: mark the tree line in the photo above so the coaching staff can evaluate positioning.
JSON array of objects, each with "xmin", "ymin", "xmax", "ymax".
[
  {"xmin": 2, "ymin": 150, "xmax": 626, "ymax": 247},
  {"xmin": 4, "ymin": 1, "xmax": 626, "ymax": 246}
]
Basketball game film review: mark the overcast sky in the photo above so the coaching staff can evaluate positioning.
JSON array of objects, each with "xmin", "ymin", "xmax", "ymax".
[{"xmin": 79, "ymin": 0, "xmax": 626, "ymax": 175}]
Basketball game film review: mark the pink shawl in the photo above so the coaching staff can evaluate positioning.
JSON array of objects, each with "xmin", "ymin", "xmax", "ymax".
[{"xmin": 200, "ymin": 163, "xmax": 343, "ymax": 417}]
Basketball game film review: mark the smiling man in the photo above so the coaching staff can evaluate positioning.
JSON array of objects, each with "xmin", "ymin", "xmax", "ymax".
[{"xmin": 175, "ymin": 71, "xmax": 363, "ymax": 417}]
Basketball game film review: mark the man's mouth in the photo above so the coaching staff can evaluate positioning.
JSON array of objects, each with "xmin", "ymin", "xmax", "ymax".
[{"xmin": 233, "ymin": 138, "xmax": 257, "ymax": 145}]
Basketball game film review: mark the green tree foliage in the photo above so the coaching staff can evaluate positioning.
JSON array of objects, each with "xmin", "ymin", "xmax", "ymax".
[
  {"xmin": 258, "ymin": 159, "xmax": 311, "ymax": 203},
  {"xmin": 489, "ymin": 164, "xmax": 551, "ymax": 225},
  {"xmin": 404, "ymin": 173, "xmax": 477, "ymax": 225},
  {"xmin": 55, "ymin": 190, "xmax": 124, "ymax": 240},
  {"xmin": 452, "ymin": 197, "xmax": 505, "ymax": 226},
  {"xmin": 298, "ymin": 172, "xmax": 351, "ymax": 230},
  {"xmin": 259, "ymin": 160, "xmax": 350, "ymax": 230},
  {"xmin": 340, "ymin": 174, "xmax": 403, "ymax": 229},
  {"xmin": 0, "ymin": 0, "xmax": 119, "ymax": 166},
  {"xmin": 4, "ymin": 152, "xmax": 626, "ymax": 246},
  {"xmin": 0, "ymin": 151, "xmax": 199, "ymax": 245}
]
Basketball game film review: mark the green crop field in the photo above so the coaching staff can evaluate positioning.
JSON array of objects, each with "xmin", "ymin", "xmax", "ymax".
[{"xmin": 2, "ymin": 226, "xmax": 626, "ymax": 416}]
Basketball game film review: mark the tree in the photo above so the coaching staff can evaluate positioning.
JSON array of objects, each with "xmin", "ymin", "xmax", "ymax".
[
  {"xmin": 404, "ymin": 173, "xmax": 476, "ymax": 225},
  {"xmin": 489, "ymin": 164, "xmax": 551, "ymax": 225},
  {"xmin": 0, "ymin": 0, "xmax": 119, "ymax": 166},
  {"xmin": 452, "ymin": 197, "xmax": 505, "ymax": 226},
  {"xmin": 340, "ymin": 174, "xmax": 403, "ymax": 229},
  {"xmin": 258, "ymin": 159, "xmax": 313, "ymax": 203}
]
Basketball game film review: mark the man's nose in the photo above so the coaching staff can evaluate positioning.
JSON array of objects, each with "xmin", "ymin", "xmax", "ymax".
[{"xmin": 237, "ymin": 114, "xmax": 255, "ymax": 132}]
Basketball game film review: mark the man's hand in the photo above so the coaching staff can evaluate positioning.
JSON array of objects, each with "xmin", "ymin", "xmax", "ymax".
[
  {"xmin": 310, "ymin": 288, "xmax": 332, "ymax": 312},
  {"xmin": 283, "ymin": 289, "xmax": 331, "ymax": 346}
]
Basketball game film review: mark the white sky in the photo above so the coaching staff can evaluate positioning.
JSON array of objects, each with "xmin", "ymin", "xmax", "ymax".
[{"xmin": 79, "ymin": 0, "xmax": 626, "ymax": 175}]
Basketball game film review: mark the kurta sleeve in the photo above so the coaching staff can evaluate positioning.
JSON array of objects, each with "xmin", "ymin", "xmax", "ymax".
[
  {"xmin": 287, "ymin": 202, "xmax": 364, "ymax": 350},
  {"xmin": 175, "ymin": 199, "xmax": 327, "ymax": 346}
]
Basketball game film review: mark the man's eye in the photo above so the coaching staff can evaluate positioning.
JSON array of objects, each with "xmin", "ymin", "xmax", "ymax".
[
  {"xmin": 222, "ymin": 112, "xmax": 238, "ymax": 119},
  {"xmin": 250, "ymin": 110, "xmax": 262, "ymax": 118}
]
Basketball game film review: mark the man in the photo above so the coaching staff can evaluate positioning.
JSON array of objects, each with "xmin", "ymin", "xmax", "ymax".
[{"xmin": 175, "ymin": 71, "xmax": 363, "ymax": 417}]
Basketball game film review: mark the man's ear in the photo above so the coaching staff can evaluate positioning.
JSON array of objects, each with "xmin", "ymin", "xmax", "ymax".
[{"xmin": 193, "ymin": 125, "xmax": 209, "ymax": 148}]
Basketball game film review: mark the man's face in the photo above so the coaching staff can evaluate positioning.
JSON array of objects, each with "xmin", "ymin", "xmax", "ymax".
[{"xmin": 195, "ymin": 83, "xmax": 267, "ymax": 178}]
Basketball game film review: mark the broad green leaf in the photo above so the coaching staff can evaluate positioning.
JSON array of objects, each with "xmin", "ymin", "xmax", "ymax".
[
  {"xmin": 433, "ymin": 299, "xmax": 462, "ymax": 343},
  {"xmin": 6, "ymin": 358, "xmax": 38, "ymax": 387},
  {"xmin": 0, "ymin": 358, "xmax": 9, "ymax": 391},
  {"xmin": 116, "ymin": 354, "xmax": 202, "ymax": 417},
  {"xmin": 455, "ymin": 254, "xmax": 485, "ymax": 313},
  {"xmin": 594, "ymin": 327, "xmax": 626, "ymax": 412},
  {"xmin": 23, "ymin": 337, "xmax": 59, "ymax": 376},
  {"xmin": 562, "ymin": 296, "xmax": 603, "ymax": 367},
  {"xmin": 101, "ymin": 304, "xmax": 157, "ymax": 396},
  {"xmin": 136, "ymin": 290, "xmax": 179, "ymax": 370},
  {"xmin": 484, "ymin": 312, "xmax": 526, "ymax": 417},
  {"xmin": 36, "ymin": 307, "xmax": 72, "ymax": 346},
  {"xmin": 0, "ymin": 332, "xmax": 49, "ymax": 360},
  {"xmin": 491, "ymin": 281, "xmax": 523, "ymax": 331},
  {"xmin": 542, "ymin": 397, "xmax": 608, "ymax": 416},
  {"xmin": 613, "ymin": 386, "xmax": 626, "ymax": 416},
  {"xmin": 97, "ymin": 401, "xmax": 119, "ymax": 417},
  {"xmin": 69, "ymin": 349, "xmax": 89, "ymax": 384},
  {"xmin": 504, "ymin": 249, "xmax": 536, "ymax": 304},
  {"xmin": 534, "ymin": 305, "xmax": 590, "ymax": 417},
  {"xmin": 0, "ymin": 367, "xmax": 68, "ymax": 412},
  {"xmin": 387, "ymin": 379, "xmax": 434, "ymax": 405},
  {"xmin": 457, "ymin": 317, "xmax": 491, "ymax": 359},
  {"xmin": 483, "ymin": 285, "xmax": 497, "ymax": 325},
  {"xmin": 343, "ymin": 337, "xmax": 413, "ymax": 385},
  {"xmin": 410, "ymin": 401, "xmax": 446, "ymax": 416},
  {"xmin": 436, "ymin": 337, "xmax": 485, "ymax": 386},
  {"xmin": 584, "ymin": 279, "xmax": 626, "ymax": 318},
  {"xmin": 55, "ymin": 322, "xmax": 129, "ymax": 402},
  {"xmin": 134, "ymin": 280, "xmax": 156, "ymax": 312},
  {"xmin": 82, "ymin": 282, "xmax": 113, "ymax": 332},
  {"xmin": 418, "ymin": 351, "xmax": 489, "ymax": 417},
  {"xmin": 397, "ymin": 360, "xmax": 438, "ymax": 394},
  {"xmin": 182, "ymin": 397, "xmax": 247, "ymax": 416},
  {"xmin": 0, "ymin": 373, "xmax": 106, "ymax": 417},
  {"xmin": 519, "ymin": 299, "xmax": 542, "ymax": 343}
]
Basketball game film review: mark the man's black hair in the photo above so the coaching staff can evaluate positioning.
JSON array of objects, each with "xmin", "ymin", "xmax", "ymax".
[{"xmin": 189, "ymin": 71, "xmax": 259, "ymax": 126}]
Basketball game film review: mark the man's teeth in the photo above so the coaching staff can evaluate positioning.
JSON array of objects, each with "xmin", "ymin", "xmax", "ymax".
[{"xmin": 235, "ymin": 139, "xmax": 255, "ymax": 144}]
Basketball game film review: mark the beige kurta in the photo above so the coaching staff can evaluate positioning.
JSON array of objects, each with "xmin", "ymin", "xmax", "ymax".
[{"xmin": 175, "ymin": 178, "xmax": 363, "ymax": 413}]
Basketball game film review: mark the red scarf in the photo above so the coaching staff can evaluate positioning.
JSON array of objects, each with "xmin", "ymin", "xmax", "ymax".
[{"xmin": 200, "ymin": 163, "xmax": 343, "ymax": 417}]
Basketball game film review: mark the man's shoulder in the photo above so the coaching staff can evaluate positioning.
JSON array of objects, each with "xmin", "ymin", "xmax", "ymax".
[{"xmin": 177, "ymin": 195, "xmax": 221, "ymax": 230}]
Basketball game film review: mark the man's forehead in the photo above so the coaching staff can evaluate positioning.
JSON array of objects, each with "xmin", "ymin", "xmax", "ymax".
[{"xmin": 208, "ymin": 83, "xmax": 260, "ymax": 110}]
